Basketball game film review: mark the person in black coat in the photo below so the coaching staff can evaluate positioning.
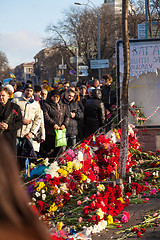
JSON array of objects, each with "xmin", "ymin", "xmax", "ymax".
[
  {"xmin": 84, "ymin": 89, "xmax": 105, "ymax": 138},
  {"xmin": 62, "ymin": 89, "xmax": 84, "ymax": 147},
  {"xmin": 0, "ymin": 87, "xmax": 22, "ymax": 153},
  {"xmin": 42, "ymin": 89, "xmax": 69, "ymax": 158},
  {"xmin": 101, "ymin": 74, "xmax": 116, "ymax": 131},
  {"xmin": 101, "ymin": 74, "xmax": 116, "ymax": 114}
]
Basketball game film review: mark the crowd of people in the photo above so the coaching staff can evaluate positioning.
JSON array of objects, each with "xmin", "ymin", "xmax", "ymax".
[{"xmin": 0, "ymin": 75, "xmax": 116, "ymax": 169}]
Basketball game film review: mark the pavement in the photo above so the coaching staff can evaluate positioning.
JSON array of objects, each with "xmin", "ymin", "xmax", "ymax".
[{"xmin": 92, "ymin": 194, "xmax": 160, "ymax": 240}]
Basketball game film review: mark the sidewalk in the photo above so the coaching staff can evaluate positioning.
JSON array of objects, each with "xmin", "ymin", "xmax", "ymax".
[{"xmin": 93, "ymin": 194, "xmax": 160, "ymax": 240}]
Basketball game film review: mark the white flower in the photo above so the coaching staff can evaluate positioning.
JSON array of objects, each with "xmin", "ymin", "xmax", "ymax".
[
  {"xmin": 92, "ymin": 224, "xmax": 99, "ymax": 234},
  {"xmin": 41, "ymin": 189, "xmax": 45, "ymax": 194},
  {"xmin": 97, "ymin": 220, "xmax": 107, "ymax": 231},
  {"xmin": 130, "ymin": 102, "xmax": 135, "ymax": 107},
  {"xmin": 86, "ymin": 178, "xmax": 91, "ymax": 184},
  {"xmin": 35, "ymin": 192, "xmax": 41, "ymax": 197},
  {"xmin": 54, "ymin": 185, "xmax": 60, "ymax": 194},
  {"xmin": 77, "ymin": 151, "xmax": 84, "ymax": 162},
  {"xmin": 32, "ymin": 197, "xmax": 36, "ymax": 202},
  {"xmin": 43, "ymin": 158, "xmax": 50, "ymax": 166},
  {"xmin": 85, "ymin": 226, "xmax": 93, "ymax": 236},
  {"xmin": 44, "ymin": 161, "xmax": 60, "ymax": 178},
  {"xmin": 73, "ymin": 159, "xmax": 82, "ymax": 170},
  {"xmin": 42, "ymin": 194, "xmax": 46, "ymax": 201},
  {"xmin": 60, "ymin": 183, "xmax": 68, "ymax": 193}
]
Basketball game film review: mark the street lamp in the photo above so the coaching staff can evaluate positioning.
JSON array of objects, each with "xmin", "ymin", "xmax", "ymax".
[{"xmin": 75, "ymin": 1, "xmax": 101, "ymax": 81}]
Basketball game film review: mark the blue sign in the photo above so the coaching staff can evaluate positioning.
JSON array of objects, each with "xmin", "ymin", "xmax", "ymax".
[
  {"xmin": 3, "ymin": 78, "xmax": 11, "ymax": 85},
  {"xmin": 69, "ymin": 69, "xmax": 75, "ymax": 75}
]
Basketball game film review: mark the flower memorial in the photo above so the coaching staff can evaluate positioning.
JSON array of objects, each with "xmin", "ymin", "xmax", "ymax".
[{"xmin": 23, "ymin": 127, "xmax": 160, "ymax": 239}]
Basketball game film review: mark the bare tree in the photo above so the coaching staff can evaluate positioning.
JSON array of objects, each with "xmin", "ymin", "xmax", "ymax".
[
  {"xmin": 45, "ymin": 5, "xmax": 123, "ymax": 79},
  {"xmin": 0, "ymin": 51, "xmax": 10, "ymax": 82},
  {"xmin": 128, "ymin": 1, "xmax": 145, "ymax": 38}
]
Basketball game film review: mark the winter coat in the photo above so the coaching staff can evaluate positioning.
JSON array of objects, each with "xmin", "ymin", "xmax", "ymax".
[
  {"xmin": 101, "ymin": 85, "xmax": 116, "ymax": 112},
  {"xmin": 62, "ymin": 97, "xmax": 84, "ymax": 137},
  {"xmin": 12, "ymin": 95, "xmax": 41, "ymax": 138},
  {"xmin": 43, "ymin": 99, "xmax": 69, "ymax": 136},
  {"xmin": 84, "ymin": 89, "xmax": 105, "ymax": 137},
  {"xmin": 32, "ymin": 109, "xmax": 46, "ymax": 152},
  {"xmin": 0, "ymin": 101, "xmax": 22, "ymax": 152},
  {"xmin": 42, "ymin": 85, "xmax": 53, "ymax": 92}
]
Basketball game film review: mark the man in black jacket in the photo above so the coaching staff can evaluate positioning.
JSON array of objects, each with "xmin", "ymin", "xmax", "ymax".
[
  {"xmin": 84, "ymin": 89, "xmax": 105, "ymax": 138},
  {"xmin": 62, "ymin": 89, "xmax": 84, "ymax": 147},
  {"xmin": 0, "ymin": 87, "xmax": 22, "ymax": 153}
]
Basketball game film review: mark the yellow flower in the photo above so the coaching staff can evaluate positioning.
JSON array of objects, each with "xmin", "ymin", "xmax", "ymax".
[
  {"xmin": 117, "ymin": 197, "xmax": 125, "ymax": 204},
  {"xmin": 66, "ymin": 161, "xmax": 74, "ymax": 173},
  {"xmin": 96, "ymin": 208, "xmax": 104, "ymax": 220},
  {"xmin": 49, "ymin": 203, "xmax": 58, "ymax": 213},
  {"xmin": 36, "ymin": 182, "xmax": 45, "ymax": 192},
  {"xmin": 30, "ymin": 163, "xmax": 36, "ymax": 169},
  {"xmin": 80, "ymin": 174, "xmax": 88, "ymax": 182},
  {"xmin": 97, "ymin": 184, "xmax": 105, "ymax": 192},
  {"xmin": 57, "ymin": 222, "xmax": 63, "ymax": 230},
  {"xmin": 58, "ymin": 168, "xmax": 68, "ymax": 177},
  {"xmin": 107, "ymin": 214, "xmax": 113, "ymax": 225}
]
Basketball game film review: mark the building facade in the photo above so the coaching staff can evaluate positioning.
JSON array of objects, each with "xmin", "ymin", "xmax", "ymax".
[
  {"xmin": 104, "ymin": 0, "xmax": 122, "ymax": 13},
  {"xmin": 14, "ymin": 62, "xmax": 35, "ymax": 83}
]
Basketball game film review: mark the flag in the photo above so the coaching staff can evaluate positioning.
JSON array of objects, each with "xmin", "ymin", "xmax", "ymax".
[
  {"xmin": 25, "ymin": 158, "xmax": 30, "ymax": 177},
  {"xmin": 10, "ymin": 72, "xmax": 16, "ymax": 78}
]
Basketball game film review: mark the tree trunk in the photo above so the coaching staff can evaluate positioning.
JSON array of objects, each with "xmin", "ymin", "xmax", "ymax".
[
  {"xmin": 118, "ymin": 0, "xmax": 130, "ymax": 179},
  {"xmin": 147, "ymin": 0, "xmax": 153, "ymax": 38}
]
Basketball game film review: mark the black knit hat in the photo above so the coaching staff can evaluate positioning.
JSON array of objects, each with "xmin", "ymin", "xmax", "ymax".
[
  {"xmin": 24, "ymin": 83, "xmax": 34, "ymax": 91},
  {"xmin": 50, "ymin": 89, "xmax": 60, "ymax": 97}
]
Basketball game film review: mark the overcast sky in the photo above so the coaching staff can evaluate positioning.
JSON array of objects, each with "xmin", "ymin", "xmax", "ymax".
[{"xmin": 0, "ymin": 0, "xmax": 103, "ymax": 68}]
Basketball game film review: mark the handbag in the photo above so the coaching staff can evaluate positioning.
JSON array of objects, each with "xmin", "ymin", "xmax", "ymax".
[{"xmin": 55, "ymin": 129, "xmax": 67, "ymax": 148}]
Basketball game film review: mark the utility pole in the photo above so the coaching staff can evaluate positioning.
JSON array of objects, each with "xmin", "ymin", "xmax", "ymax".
[
  {"xmin": 118, "ymin": 0, "xmax": 130, "ymax": 179},
  {"xmin": 76, "ymin": 42, "xmax": 79, "ymax": 83}
]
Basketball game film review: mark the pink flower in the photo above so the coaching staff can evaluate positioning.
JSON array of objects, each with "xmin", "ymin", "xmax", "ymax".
[
  {"xmin": 121, "ymin": 214, "xmax": 128, "ymax": 223},
  {"xmin": 97, "ymin": 191, "xmax": 101, "ymax": 196},
  {"xmin": 78, "ymin": 217, "xmax": 83, "ymax": 223},
  {"xmin": 13, "ymin": 109, "xmax": 18, "ymax": 116},
  {"xmin": 77, "ymin": 200, "xmax": 82, "ymax": 205},
  {"xmin": 144, "ymin": 198, "xmax": 149, "ymax": 201},
  {"xmin": 150, "ymin": 188, "xmax": 156, "ymax": 195},
  {"xmin": 121, "ymin": 211, "xmax": 130, "ymax": 223},
  {"xmin": 59, "ymin": 230, "xmax": 67, "ymax": 238},
  {"xmin": 153, "ymin": 212, "xmax": 159, "ymax": 217}
]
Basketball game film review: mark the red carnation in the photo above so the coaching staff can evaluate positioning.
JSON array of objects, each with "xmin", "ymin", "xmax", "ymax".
[
  {"xmin": 137, "ymin": 231, "xmax": 142, "ymax": 237},
  {"xmin": 141, "ymin": 228, "xmax": 146, "ymax": 233}
]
